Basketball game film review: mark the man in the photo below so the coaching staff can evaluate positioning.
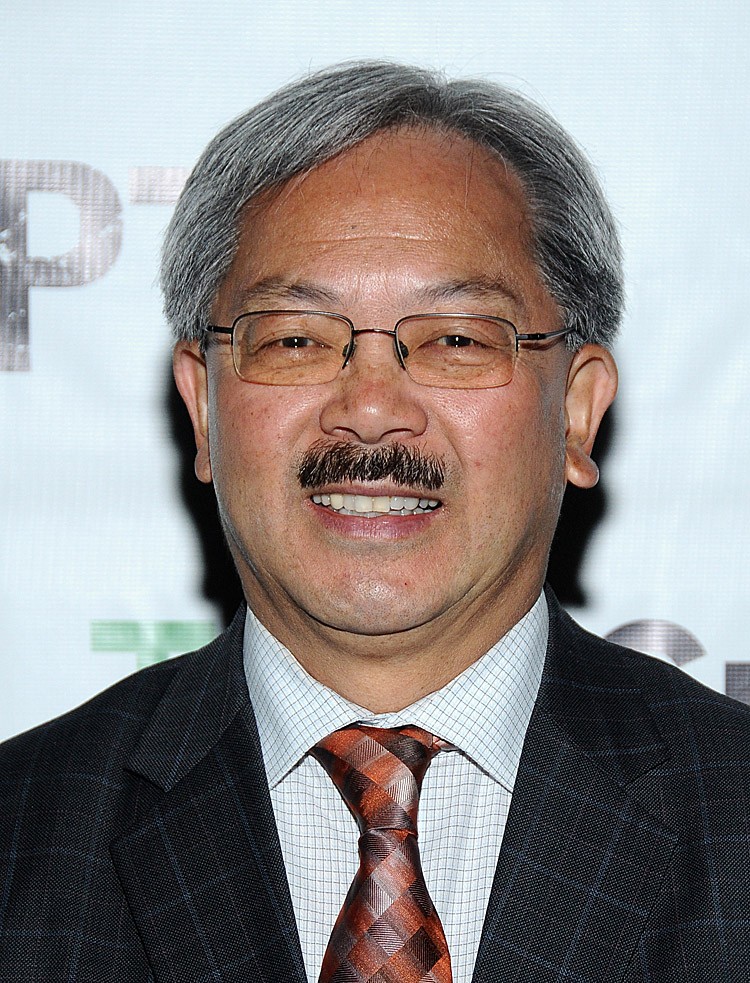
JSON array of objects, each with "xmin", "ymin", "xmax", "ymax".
[{"xmin": 1, "ymin": 62, "xmax": 748, "ymax": 981}]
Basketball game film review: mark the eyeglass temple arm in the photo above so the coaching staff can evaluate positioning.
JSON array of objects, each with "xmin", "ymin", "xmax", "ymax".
[{"xmin": 515, "ymin": 326, "xmax": 571, "ymax": 346}]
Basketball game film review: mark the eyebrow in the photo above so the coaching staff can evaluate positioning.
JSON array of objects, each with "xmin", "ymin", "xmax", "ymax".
[
  {"xmin": 229, "ymin": 276, "xmax": 340, "ymax": 311},
  {"xmin": 412, "ymin": 276, "xmax": 523, "ymax": 309},
  {"xmin": 228, "ymin": 274, "xmax": 524, "ymax": 314}
]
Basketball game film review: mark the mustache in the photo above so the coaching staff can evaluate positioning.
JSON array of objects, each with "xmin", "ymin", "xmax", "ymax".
[{"xmin": 298, "ymin": 440, "xmax": 446, "ymax": 492}]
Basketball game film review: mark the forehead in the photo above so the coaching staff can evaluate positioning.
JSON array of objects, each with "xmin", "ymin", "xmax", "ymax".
[
  {"xmin": 213, "ymin": 127, "xmax": 554, "ymax": 321},
  {"xmin": 268, "ymin": 125, "xmax": 527, "ymax": 222}
]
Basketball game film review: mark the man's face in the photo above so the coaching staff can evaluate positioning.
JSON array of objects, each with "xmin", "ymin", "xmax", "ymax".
[{"xmin": 175, "ymin": 127, "xmax": 615, "ymax": 659}]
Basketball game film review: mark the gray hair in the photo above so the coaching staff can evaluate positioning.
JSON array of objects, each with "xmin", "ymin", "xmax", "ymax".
[{"xmin": 162, "ymin": 61, "xmax": 623, "ymax": 349}]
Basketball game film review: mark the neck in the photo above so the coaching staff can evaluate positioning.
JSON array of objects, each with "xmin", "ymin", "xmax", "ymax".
[{"xmin": 245, "ymin": 581, "xmax": 543, "ymax": 712}]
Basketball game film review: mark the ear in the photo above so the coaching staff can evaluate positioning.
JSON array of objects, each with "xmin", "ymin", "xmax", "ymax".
[
  {"xmin": 172, "ymin": 341, "xmax": 213, "ymax": 484},
  {"xmin": 564, "ymin": 344, "xmax": 618, "ymax": 489}
]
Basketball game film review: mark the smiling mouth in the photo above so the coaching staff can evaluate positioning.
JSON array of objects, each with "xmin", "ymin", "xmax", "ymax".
[{"xmin": 311, "ymin": 493, "xmax": 441, "ymax": 517}]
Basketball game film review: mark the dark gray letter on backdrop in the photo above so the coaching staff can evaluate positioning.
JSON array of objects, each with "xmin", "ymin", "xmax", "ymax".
[{"xmin": 0, "ymin": 161, "xmax": 122, "ymax": 370}]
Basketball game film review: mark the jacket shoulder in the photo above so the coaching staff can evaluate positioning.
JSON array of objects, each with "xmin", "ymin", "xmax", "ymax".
[
  {"xmin": 0, "ymin": 627, "xmax": 232, "ymax": 814},
  {"xmin": 0, "ymin": 615, "xmax": 245, "ymax": 976},
  {"xmin": 597, "ymin": 618, "xmax": 747, "ymax": 727},
  {"xmin": 549, "ymin": 598, "xmax": 750, "ymax": 759}
]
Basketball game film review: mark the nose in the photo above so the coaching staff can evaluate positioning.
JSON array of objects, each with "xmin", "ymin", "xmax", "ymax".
[{"xmin": 318, "ymin": 331, "xmax": 428, "ymax": 445}]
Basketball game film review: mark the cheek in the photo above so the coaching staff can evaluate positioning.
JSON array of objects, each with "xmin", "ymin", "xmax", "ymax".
[
  {"xmin": 206, "ymin": 381, "xmax": 321, "ymax": 496},
  {"xmin": 445, "ymin": 374, "xmax": 566, "ymax": 486}
]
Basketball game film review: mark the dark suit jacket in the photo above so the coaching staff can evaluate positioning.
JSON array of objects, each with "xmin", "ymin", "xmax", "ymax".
[{"xmin": 1, "ymin": 591, "xmax": 749, "ymax": 981}]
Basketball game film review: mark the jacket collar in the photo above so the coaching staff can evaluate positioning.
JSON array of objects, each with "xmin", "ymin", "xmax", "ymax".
[{"xmin": 125, "ymin": 606, "xmax": 249, "ymax": 791}]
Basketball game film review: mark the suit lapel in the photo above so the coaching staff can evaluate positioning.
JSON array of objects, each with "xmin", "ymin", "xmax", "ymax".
[
  {"xmin": 473, "ymin": 592, "xmax": 679, "ymax": 983},
  {"xmin": 110, "ymin": 611, "xmax": 306, "ymax": 983}
]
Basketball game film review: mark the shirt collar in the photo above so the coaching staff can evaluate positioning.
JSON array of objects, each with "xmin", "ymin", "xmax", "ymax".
[{"xmin": 243, "ymin": 594, "xmax": 547, "ymax": 793}]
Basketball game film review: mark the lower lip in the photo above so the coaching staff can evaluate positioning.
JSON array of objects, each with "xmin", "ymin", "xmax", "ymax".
[{"xmin": 308, "ymin": 500, "xmax": 441, "ymax": 539}]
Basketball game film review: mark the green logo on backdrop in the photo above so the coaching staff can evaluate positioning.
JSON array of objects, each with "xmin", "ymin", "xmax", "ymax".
[{"xmin": 91, "ymin": 620, "xmax": 217, "ymax": 669}]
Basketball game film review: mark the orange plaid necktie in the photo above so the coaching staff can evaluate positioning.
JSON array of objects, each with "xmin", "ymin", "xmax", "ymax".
[{"xmin": 311, "ymin": 724, "xmax": 453, "ymax": 983}]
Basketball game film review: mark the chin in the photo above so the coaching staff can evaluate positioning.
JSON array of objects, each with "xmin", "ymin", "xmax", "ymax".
[{"xmin": 302, "ymin": 586, "xmax": 445, "ymax": 638}]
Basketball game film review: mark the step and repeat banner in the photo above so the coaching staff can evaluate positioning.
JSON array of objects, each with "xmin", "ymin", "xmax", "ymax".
[{"xmin": 2, "ymin": 1, "xmax": 749, "ymax": 740}]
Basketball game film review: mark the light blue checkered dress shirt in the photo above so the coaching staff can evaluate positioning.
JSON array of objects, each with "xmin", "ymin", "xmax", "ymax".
[{"xmin": 243, "ymin": 594, "xmax": 548, "ymax": 983}]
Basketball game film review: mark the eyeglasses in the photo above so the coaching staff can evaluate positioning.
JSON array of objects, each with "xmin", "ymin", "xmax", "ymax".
[{"xmin": 203, "ymin": 310, "xmax": 571, "ymax": 389}]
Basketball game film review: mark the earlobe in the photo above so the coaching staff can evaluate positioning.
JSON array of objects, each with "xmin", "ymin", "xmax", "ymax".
[
  {"xmin": 564, "ymin": 344, "xmax": 618, "ymax": 489},
  {"xmin": 172, "ymin": 341, "xmax": 213, "ymax": 484}
]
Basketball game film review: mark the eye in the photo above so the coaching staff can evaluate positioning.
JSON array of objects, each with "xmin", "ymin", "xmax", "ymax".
[
  {"xmin": 435, "ymin": 333, "xmax": 482, "ymax": 348},
  {"xmin": 276, "ymin": 335, "xmax": 320, "ymax": 349}
]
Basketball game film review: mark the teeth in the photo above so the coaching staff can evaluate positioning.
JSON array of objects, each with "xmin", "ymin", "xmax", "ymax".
[{"xmin": 311, "ymin": 493, "xmax": 441, "ymax": 516}]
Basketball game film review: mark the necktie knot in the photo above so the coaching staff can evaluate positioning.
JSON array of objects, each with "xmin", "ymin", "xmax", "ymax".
[{"xmin": 312, "ymin": 724, "xmax": 440, "ymax": 834}]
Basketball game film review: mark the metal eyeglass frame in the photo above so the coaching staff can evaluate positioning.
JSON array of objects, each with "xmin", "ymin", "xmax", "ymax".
[{"xmin": 203, "ymin": 310, "xmax": 572, "ymax": 385}]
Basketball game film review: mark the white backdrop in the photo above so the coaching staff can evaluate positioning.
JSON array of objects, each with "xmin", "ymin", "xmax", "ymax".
[{"xmin": 2, "ymin": 0, "xmax": 749, "ymax": 741}]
